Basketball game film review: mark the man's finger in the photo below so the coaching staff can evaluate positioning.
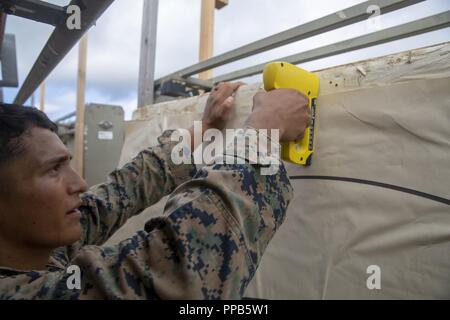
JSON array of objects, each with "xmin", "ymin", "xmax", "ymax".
[
  {"xmin": 214, "ymin": 82, "xmax": 243, "ymax": 101},
  {"xmin": 223, "ymin": 96, "xmax": 234, "ymax": 108},
  {"xmin": 229, "ymin": 81, "xmax": 245, "ymax": 92}
]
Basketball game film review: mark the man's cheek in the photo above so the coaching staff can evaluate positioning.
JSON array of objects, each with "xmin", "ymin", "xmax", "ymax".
[{"xmin": 27, "ymin": 202, "xmax": 64, "ymax": 240}]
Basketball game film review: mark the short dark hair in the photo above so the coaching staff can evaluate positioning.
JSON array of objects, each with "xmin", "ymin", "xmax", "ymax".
[{"xmin": 0, "ymin": 103, "xmax": 58, "ymax": 163}]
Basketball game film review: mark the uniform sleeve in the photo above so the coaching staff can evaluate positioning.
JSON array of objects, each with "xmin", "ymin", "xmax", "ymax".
[
  {"xmin": 77, "ymin": 129, "xmax": 197, "ymax": 246},
  {"xmin": 0, "ymin": 129, "xmax": 293, "ymax": 300},
  {"xmin": 72, "ymin": 128, "xmax": 293, "ymax": 299}
]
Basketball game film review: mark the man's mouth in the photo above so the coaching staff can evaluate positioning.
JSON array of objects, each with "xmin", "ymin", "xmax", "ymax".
[
  {"xmin": 66, "ymin": 209, "xmax": 82, "ymax": 220},
  {"xmin": 66, "ymin": 203, "xmax": 82, "ymax": 217},
  {"xmin": 67, "ymin": 208, "xmax": 80, "ymax": 215}
]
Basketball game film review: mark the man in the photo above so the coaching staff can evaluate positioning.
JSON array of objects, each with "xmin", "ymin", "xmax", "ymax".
[{"xmin": 0, "ymin": 82, "xmax": 310, "ymax": 299}]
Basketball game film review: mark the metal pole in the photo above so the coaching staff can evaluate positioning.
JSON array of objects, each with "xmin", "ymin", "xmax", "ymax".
[
  {"xmin": 137, "ymin": 0, "xmax": 159, "ymax": 108},
  {"xmin": 39, "ymin": 82, "xmax": 45, "ymax": 111},
  {"xmin": 13, "ymin": 0, "xmax": 115, "ymax": 105},
  {"xmin": 0, "ymin": 12, "xmax": 6, "ymax": 53},
  {"xmin": 1, "ymin": 0, "xmax": 65, "ymax": 26},
  {"xmin": 54, "ymin": 110, "xmax": 76, "ymax": 123}
]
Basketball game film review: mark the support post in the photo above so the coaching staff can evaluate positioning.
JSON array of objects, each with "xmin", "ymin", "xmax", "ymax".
[
  {"xmin": 198, "ymin": 0, "xmax": 228, "ymax": 80},
  {"xmin": 39, "ymin": 82, "xmax": 45, "ymax": 111},
  {"xmin": 199, "ymin": 0, "xmax": 215, "ymax": 80},
  {"xmin": 74, "ymin": 34, "xmax": 88, "ymax": 177},
  {"xmin": 137, "ymin": 0, "xmax": 159, "ymax": 108}
]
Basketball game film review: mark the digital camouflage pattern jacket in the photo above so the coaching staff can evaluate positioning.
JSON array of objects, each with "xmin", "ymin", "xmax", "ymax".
[{"xmin": 0, "ymin": 129, "xmax": 292, "ymax": 299}]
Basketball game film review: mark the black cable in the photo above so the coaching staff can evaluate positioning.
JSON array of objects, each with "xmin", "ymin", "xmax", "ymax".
[{"xmin": 289, "ymin": 175, "xmax": 450, "ymax": 206}]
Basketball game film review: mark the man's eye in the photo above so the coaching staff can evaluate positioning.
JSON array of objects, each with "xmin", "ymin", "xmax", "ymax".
[{"xmin": 50, "ymin": 164, "xmax": 62, "ymax": 174}]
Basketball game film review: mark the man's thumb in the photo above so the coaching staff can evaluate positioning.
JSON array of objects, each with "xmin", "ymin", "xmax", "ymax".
[{"xmin": 223, "ymin": 96, "xmax": 234, "ymax": 108}]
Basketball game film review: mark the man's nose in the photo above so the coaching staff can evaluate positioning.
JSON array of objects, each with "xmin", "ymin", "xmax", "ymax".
[{"xmin": 68, "ymin": 169, "xmax": 88, "ymax": 194}]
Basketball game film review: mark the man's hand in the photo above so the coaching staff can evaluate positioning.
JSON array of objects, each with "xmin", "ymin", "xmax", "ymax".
[
  {"xmin": 189, "ymin": 82, "xmax": 244, "ymax": 150},
  {"xmin": 202, "ymin": 82, "xmax": 244, "ymax": 131},
  {"xmin": 245, "ymin": 88, "xmax": 310, "ymax": 142}
]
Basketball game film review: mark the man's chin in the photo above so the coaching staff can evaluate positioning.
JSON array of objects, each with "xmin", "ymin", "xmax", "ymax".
[{"xmin": 59, "ymin": 224, "xmax": 83, "ymax": 246}]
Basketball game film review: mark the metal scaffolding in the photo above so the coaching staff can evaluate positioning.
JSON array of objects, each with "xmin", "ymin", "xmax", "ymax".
[
  {"xmin": 214, "ymin": 11, "xmax": 450, "ymax": 83},
  {"xmin": 155, "ymin": 0, "xmax": 450, "ymax": 99},
  {"xmin": 3, "ymin": 0, "xmax": 450, "ymax": 105},
  {"xmin": 0, "ymin": 0, "xmax": 116, "ymax": 105},
  {"xmin": 1, "ymin": 0, "xmax": 66, "ymax": 26}
]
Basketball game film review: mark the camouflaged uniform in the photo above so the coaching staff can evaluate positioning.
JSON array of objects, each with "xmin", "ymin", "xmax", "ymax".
[{"xmin": 0, "ymin": 129, "xmax": 293, "ymax": 299}]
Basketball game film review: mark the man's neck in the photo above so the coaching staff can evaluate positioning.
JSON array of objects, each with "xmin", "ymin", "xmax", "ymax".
[{"xmin": 0, "ymin": 240, "xmax": 51, "ymax": 271}]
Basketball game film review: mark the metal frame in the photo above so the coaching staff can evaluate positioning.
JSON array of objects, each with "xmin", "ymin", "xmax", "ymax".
[
  {"xmin": 4, "ymin": 0, "xmax": 449, "ymax": 105},
  {"xmin": 155, "ymin": 0, "xmax": 426, "ymax": 87},
  {"xmin": 54, "ymin": 110, "xmax": 76, "ymax": 123},
  {"xmin": 138, "ymin": 0, "xmax": 159, "ymax": 107},
  {"xmin": 0, "ymin": 34, "xmax": 18, "ymax": 87},
  {"xmin": 6, "ymin": 0, "xmax": 116, "ymax": 105},
  {"xmin": 0, "ymin": 0, "xmax": 66, "ymax": 26},
  {"xmin": 214, "ymin": 11, "xmax": 450, "ymax": 83},
  {"xmin": 155, "ymin": 0, "xmax": 450, "ymax": 99}
]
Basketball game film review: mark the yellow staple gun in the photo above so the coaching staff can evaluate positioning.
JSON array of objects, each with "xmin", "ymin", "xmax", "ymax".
[{"xmin": 263, "ymin": 61, "xmax": 320, "ymax": 166}]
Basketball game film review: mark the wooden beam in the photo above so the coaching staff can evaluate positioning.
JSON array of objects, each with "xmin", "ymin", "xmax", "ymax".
[
  {"xmin": 74, "ymin": 34, "xmax": 88, "ymax": 177},
  {"xmin": 138, "ymin": 0, "xmax": 159, "ymax": 108},
  {"xmin": 39, "ymin": 82, "xmax": 45, "ymax": 112},
  {"xmin": 198, "ymin": 0, "xmax": 228, "ymax": 80},
  {"xmin": 199, "ymin": 0, "xmax": 215, "ymax": 80}
]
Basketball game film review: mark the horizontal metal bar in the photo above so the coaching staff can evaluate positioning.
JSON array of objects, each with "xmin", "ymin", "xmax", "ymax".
[
  {"xmin": 58, "ymin": 128, "xmax": 75, "ymax": 136},
  {"xmin": 154, "ymin": 76, "xmax": 213, "ymax": 99},
  {"xmin": 171, "ymin": 76, "xmax": 214, "ymax": 90},
  {"xmin": 54, "ymin": 111, "xmax": 76, "ymax": 123},
  {"xmin": 57, "ymin": 122, "xmax": 75, "ymax": 128},
  {"xmin": 1, "ymin": 0, "xmax": 65, "ymax": 26},
  {"xmin": 213, "ymin": 11, "xmax": 450, "ymax": 83},
  {"xmin": 155, "ymin": 0, "xmax": 425, "ymax": 85},
  {"xmin": 14, "ymin": 0, "xmax": 115, "ymax": 105}
]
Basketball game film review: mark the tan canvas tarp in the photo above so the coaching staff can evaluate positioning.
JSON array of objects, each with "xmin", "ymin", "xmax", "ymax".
[{"xmin": 106, "ymin": 43, "xmax": 450, "ymax": 299}]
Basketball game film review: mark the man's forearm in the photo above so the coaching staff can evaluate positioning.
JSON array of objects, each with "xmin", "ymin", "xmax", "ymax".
[
  {"xmin": 77, "ymin": 129, "xmax": 197, "ymax": 247},
  {"xmin": 74, "ymin": 136, "xmax": 292, "ymax": 299},
  {"xmin": 0, "ymin": 129, "xmax": 292, "ymax": 299}
]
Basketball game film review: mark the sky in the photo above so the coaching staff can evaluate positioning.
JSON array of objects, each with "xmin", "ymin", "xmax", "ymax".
[{"xmin": 2, "ymin": 0, "xmax": 450, "ymax": 120}]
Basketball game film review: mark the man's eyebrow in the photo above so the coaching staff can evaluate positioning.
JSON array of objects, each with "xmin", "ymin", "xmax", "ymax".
[{"xmin": 44, "ymin": 154, "xmax": 73, "ymax": 166}]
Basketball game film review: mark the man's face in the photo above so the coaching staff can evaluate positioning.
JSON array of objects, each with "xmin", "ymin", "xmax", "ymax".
[{"xmin": 0, "ymin": 127, "xmax": 88, "ymax": 250}]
